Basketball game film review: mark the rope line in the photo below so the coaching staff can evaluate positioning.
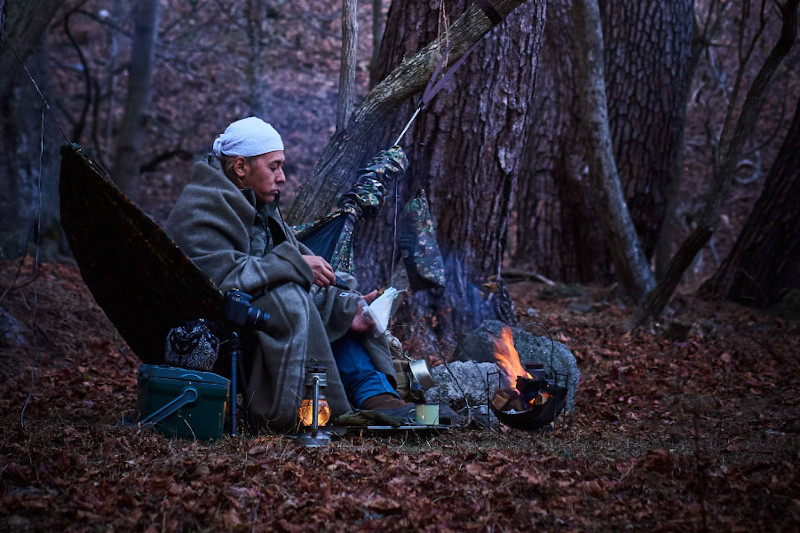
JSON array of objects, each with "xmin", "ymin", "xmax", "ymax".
[
  {"xmin": 390, "ymin": 174, "xmax": 399, "ymax": 284},
  {"xmin": 20, "ymin": 109, "xmax": 46, "ymax": 428}
]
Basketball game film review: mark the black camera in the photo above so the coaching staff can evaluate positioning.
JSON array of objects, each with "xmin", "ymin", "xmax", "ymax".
[{"xmin": 221, "ymin": 289, "xmax": 270, "ymax": 332}]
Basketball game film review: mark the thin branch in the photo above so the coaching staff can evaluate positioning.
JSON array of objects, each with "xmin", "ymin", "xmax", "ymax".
[{"xmin": 139, "ymin": 149, "xmax": 194, "ymax": 173}]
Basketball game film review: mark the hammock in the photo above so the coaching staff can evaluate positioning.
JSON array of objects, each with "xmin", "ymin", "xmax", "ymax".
[
  {"xmin": 293, "ymin": 210, "xmax": 357, "ymax": 273},
  {"xmin": 59, "ymin": 144, "xmax": 222, "ymax": 364}
]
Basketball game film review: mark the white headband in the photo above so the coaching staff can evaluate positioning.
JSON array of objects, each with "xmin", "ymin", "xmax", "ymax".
[{"xmin": 212, "ymin": 116, "xmax": 284, "ymax": 157}]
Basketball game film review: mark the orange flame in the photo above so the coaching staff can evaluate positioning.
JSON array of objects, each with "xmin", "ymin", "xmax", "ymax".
[{"xmin": 493, "ymin": 327, "xmax": 531, "ymax": 387}]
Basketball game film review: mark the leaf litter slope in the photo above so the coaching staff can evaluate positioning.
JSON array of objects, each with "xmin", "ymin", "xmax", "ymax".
[{"xmin": 1, "ymin": 260, "xmax": 799, "ymax": 531}]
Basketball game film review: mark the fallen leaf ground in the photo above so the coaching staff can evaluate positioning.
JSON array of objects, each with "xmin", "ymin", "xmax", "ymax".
[{"xmin": 1, "ymin": 258, "xmax": 799, "ymax": 532}]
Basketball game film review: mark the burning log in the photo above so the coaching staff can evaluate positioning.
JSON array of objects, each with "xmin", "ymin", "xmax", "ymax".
[
  {"xmin": 491, "ymin": 388, "xmax": 524, "ymax": 412},
  {"xmin": 493, "ymin": 327, "xmax": 530, "ymax": 388},
  {"xmin": 491, "ymin": 328, "xmax": 550, "ymax": 412}
]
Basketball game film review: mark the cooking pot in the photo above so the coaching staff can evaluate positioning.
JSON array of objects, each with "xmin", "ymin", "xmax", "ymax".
[{"xmin": 408, "ymin": 358, "xmax": 435, "ymax": 390}]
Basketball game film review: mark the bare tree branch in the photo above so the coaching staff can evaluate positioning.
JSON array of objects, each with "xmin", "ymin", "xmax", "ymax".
[{"xmin": 336, "ymin": 0, "xmax": 358, "ymax": 130}]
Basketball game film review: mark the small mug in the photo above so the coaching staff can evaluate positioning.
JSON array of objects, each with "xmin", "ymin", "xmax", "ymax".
[{"xmin": 410, "ymin": 404, "xmax": 439, "ymax": 425}]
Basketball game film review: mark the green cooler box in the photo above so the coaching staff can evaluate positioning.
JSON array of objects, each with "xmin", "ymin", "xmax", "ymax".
[{"xmin": 137, "ymin": 364, "xmax": 230, "ymax": 441}]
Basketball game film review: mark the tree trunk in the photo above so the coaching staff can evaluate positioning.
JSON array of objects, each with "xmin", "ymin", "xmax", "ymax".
[
  {"xmin": 102, "ymin": 0, "xmax": 124, "ymax": 168},
  {"xmin": 348, "ymin": 0, "xmax": 547, "ymax": 344},
  {"xmin": 654, "ymin": 13, "xmax": 703, "ymax": 281},
  {"xmin": 698, "ymin": 93, "xmax": 800, "ymax": 307},
  {"xmin": 244, "ymin": 0, "xmax": 274, "ymax": 118},
  {"xmin": 600, "ymin": 0, "xmax": 693, "ymax": 259},
  {"xmin": 284, "ymin": 0, "xmax": 532, "ymax": 227},
  {"xmin": 511, "ymin": 0, "xmax": 693, "ymax": 283},
  {"xmin": 0, "ymin": 0, "xmax": 65, "ymax": 103},
  {"xmin": 0, "ymin": 0, "xmax": 65, "ymax": 252},
  {"xmin": 510, "ymin": 0, "xmax": 605, "ymax": 282},
  {"xmin": 572, "ymin": 0, "xmax": 655, "ymax": 303},
  {"xmin": 369, "ymin": 0, "xmax": 384, "ymax": 87},
  {"xmin": 0, "ymin": 32, "xmax": 62, "ymax": 258},
  {"xmin": 111, "ymin": 0, "xmax": 161, "ymax": 200},
  {"xmin": 633, "ymin": 0, "xmax": 799, "ymax": 326},
  {"xmin": 337, "ymin": 0, "xmax": 358, "ymax": 130}
]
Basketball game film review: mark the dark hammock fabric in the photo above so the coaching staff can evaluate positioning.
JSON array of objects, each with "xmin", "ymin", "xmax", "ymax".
[
  {"xmin": 294, "ymin": 210, "xmax": 356, "ymax": 273},
  {"xmin": 59, "ymin": 144, "xmax": 223, "ymax": 364}
]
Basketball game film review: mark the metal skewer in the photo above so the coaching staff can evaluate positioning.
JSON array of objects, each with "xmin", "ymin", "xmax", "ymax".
[{"xmin": 393, "ymin": 103, "xmax": 424, "ymax": 147}]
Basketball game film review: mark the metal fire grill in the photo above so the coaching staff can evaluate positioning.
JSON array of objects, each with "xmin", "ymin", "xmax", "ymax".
[
  {"xmin": 486, "ymin": 369, "xmax": 568, "ymax": 431},
  {"xmin": 485, "ymin": 321, "xmax": 569, "ymax": 431}
]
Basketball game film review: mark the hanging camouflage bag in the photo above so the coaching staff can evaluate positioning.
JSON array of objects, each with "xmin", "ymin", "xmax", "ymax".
[{"xmin": 399, "ymin": 189, "xmax": 446, "ymax": 290}]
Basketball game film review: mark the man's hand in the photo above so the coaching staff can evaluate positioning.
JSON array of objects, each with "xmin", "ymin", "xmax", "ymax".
[
  {"xmin": 361, "ymin": 289, "xmax": 378, "ymax": 304},
  {"xmin": 350, "ymin": 290, "xmax": 378, "ymax": 333},
  {"xmin": 301, "ymin": 255, "xmax": 336, "ymax": 287}
]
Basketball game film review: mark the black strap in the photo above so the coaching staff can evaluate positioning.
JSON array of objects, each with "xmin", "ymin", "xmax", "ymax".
[
  {"xmin": 392, "ymin": 1, "xmax": 504, "ymax": 145},
  {"xmin": 421, "ymin": 0, "xmax": 504, "ymax": 105},
  {"xmin": 474, "ymin": 0, "xmax": 502, "ymax": 26},
  {"xmin": 422, "ymin": 43, "xmax": 477, "ymax": 106}
]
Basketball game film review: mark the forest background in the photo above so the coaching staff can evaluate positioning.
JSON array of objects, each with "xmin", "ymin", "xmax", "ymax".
[{"xmin": 1, "ymin": 0, "xmax": 800, "ymax": 531}]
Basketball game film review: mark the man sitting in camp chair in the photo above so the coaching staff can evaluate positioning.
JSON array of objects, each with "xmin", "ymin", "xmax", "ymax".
[{"xmin": 164, "ymin": 117, "xmax": 411, "ymax": 432}]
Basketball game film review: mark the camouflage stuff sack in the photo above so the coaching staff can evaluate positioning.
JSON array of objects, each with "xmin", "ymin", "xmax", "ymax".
[
  {"xmin": 164, "ymin": 320, "xmax": 220, "ymax": 371},
  {"xmin": 399, "ymin": 189, "xmax": 446, "ymax": 290}
]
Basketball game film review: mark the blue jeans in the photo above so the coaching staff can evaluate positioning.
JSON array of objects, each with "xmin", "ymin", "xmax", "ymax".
[{"xmin": 331, "ymin": 333, "xmax": 398, "ymax": 408}]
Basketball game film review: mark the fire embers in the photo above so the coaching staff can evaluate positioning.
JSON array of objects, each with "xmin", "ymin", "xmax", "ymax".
[{"xmin": 516, "ymin": 371, "xmax": 552, "ymax": 408}]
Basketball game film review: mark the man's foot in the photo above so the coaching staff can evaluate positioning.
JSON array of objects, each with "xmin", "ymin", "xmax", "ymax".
[{"xmin": 360, "ymin": 393, "xmax": 413, "ymax": 411}]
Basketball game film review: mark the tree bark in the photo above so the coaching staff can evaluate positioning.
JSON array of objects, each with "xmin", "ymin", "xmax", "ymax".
[
  {"xmin": 634, "ymin": 0, "xmax": 799, "ymax": 325},
  {"xmin": 510, "ymin": 0, "xmax": 603, "ymax": 282},
  {"xmin": 698, "ymin": 92, "xmax": 800, "ymax": 307},
  {"xmin": 600, "ymin": 0, "xmax": 694, "ymax": 260},
  {"xmin": 244, "ymin": 0, "xmax": 271, "ymax": 118},
  {"xmin": 103, "ymin": 0, "xmax": 124, "ymax": 167},
  {"xmin": 285, "ymin": 0, "xmax": 532, "ymax": 226},
  {"xmin": 572, "ymin": 0, "xmax": 655, "ymax": 303},
  {"xmin": 654, "ymin": 11, "xmax": 707, "ymax": 280},
  {"xmin": 511, "ymin": 0, "xmax": 694, "ymax": 284},
  {"xmin": 0, "ymin": 1, "xmax": 64, "ymax": 257},
  {"xmin": 346, "ymin": 0, "xmax": 546, "ymax": 344},
  {"xmin": 337, "ymin": 0, "xmax": 358, "ymax": 130},
  {"xmin": 111, "ymin": 0, "xmax": 161, "ymax": 200}
]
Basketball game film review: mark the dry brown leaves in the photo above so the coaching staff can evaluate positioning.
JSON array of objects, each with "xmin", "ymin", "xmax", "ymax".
[{"xmin": 1, "ymin": 263, "xmax": 799, "ymax": 531}]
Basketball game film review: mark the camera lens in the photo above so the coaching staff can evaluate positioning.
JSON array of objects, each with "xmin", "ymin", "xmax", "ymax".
[
  {"xmin": 222, "ymin": 289, "xmax": 270, "ymax": 332},
  {"xmin": 245, "ymin": 307, "xmax": 268, "ymax": 331}
]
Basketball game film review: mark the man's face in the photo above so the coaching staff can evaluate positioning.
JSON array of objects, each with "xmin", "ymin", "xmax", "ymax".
[{"xmin": 238, "ymin": 151, "xmax": 286, "ymax": 204}]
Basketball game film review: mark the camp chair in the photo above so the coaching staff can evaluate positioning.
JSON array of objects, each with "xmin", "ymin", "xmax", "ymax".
[{"xmin": 59, "ymin": 145, "xmax": 243, "ymax": 436}]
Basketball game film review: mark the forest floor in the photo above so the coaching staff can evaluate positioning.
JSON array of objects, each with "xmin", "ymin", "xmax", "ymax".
[{"xmin": 1, "ymin": 257, "xmax": 799, "ymax": 532}]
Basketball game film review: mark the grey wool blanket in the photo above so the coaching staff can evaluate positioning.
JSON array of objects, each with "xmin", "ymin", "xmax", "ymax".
[{"xmin": 165, "ymin": 155, "xmax": 395, "ymax": 432}]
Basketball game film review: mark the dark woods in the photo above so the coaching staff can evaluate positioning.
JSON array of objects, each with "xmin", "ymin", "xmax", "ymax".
[
  {"xmin": 1, "ymin": 0, "xmax": 798, "ymax": 340},
  {"xmin": 2, "ymin": 2, "xmax": 800, "ymax": 531}
]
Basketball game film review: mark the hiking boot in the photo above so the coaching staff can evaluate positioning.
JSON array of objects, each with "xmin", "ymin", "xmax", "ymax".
[{"xmin": 360, "ymin": 393, "xmax": 413, "ymax": 411}]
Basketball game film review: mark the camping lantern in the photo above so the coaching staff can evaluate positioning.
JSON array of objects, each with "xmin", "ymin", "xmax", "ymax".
[{"xmin": 296, "ymin": 365, "xmax": 331, "ymax": 447}]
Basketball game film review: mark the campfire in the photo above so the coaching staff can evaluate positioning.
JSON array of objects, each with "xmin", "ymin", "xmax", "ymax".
[{"xmin": 489, "ymin": 327, "xmax": 566, "ymax": 430}]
